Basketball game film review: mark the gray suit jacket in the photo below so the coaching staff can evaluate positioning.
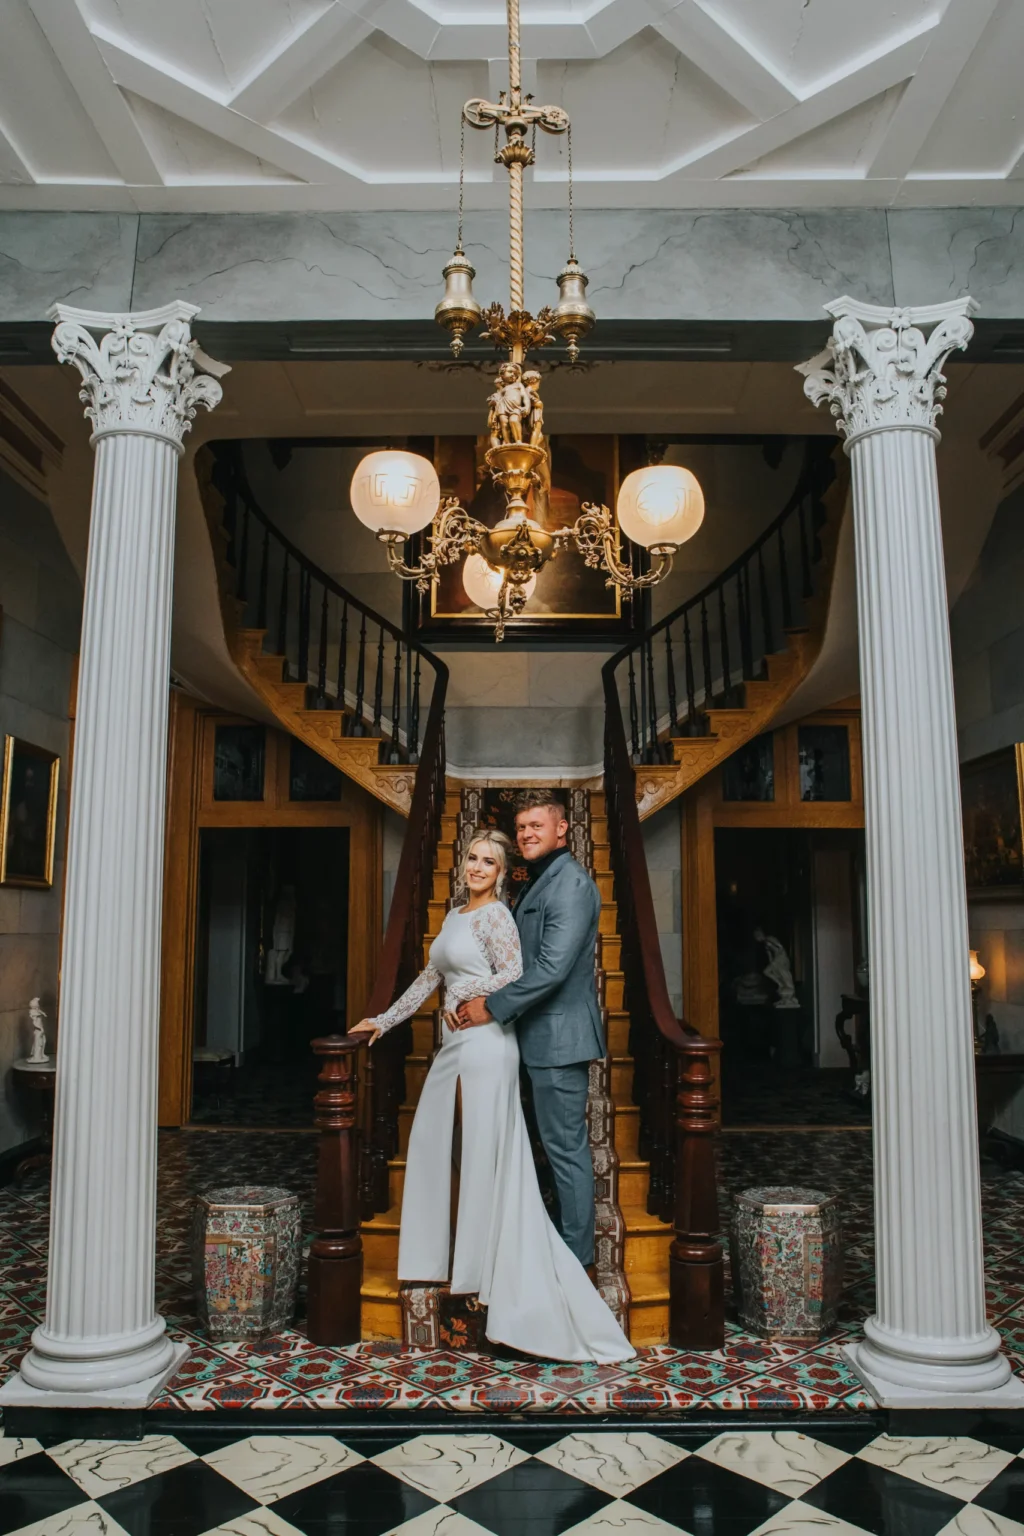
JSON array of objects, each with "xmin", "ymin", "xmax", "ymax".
[{"xmin": 487, "ymin": 852, "xmax": 605, "ymax": 1069}]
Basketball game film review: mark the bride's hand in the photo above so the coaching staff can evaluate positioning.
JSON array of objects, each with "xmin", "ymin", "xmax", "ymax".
[{"xmin": 349, "ymin": 1019, "xmax": 382, "ymax": 1046}]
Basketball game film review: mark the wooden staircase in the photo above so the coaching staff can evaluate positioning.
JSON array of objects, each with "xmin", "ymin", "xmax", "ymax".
[
  {"xmin": 630, "ymin": 454, "xmax": 847, "ymax": 820},
  {"xmin": 196, "ymin": 444, "xmax": 432, "ymax": 818},
  {"xmin": 359, "ymin": 787, "xmax": 676, "ymax": 1346}
]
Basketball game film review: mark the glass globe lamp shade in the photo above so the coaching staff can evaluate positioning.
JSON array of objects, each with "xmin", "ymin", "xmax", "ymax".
[
  {"xmin": 349, "ymin": 450, "xmax": 439, "ymax": 537},
  {"xmin": 616, "ymin": 463, "xmax": 704, "ymax": 550},
  {"xmin": 462, "ymin": 553, "xmax": 537, "ymax": 612},
  {"xmin": 969, "ymin": 949, "xmax": 986, "ymax": 984}
]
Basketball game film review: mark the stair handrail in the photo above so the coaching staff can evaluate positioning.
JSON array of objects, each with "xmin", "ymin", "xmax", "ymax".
[
  {"xmin": 602, "ymin": 658, "xmax": 724, "ymax": 1350},
  {"xmin": 608, "ymin": 439, "xmax": 836, "ymax": 763},
  {"xmin": 627, "ymin": 440, "xmax": 835, "ymax": 653},
  {"xmin": 203, "ymin": 444, "xmax": 448, "ymax": 1231},
  {"xmin": 216, "ymin": 443, "xmax": 438, "ymax": 667},
  {"xmin": 600, "ymin": 439, "xmax": 838, "ymax": 1350}
]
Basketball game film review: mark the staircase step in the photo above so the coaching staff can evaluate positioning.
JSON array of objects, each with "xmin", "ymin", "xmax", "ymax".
[
  {"xmin": 601, "ymin": 935, "xmax": 622, "ymax": 971},
  {"xmin": 361, "ymin": 1265, "xmax": 402, "ymax": 1341},
  {"xmin": 604, "ymin": 971, "xmax": 625, "ymax": 1011},
  {"xmin": 591, "ymin": 816, "xmax": 608, "ymax": 842},
  {"xmin": 623, "ymin": 1202, "xmax": 674, "ymax": 1274},
  {"xmin": 614, "ymin": 1104, "xmax": 640, "ymax": 1159},
  {"xmin": 605, "ymin": 1011, "xmax": 630, "ymax": 1055},
  {"xmin": 594, "ymin": 871, "xmax": 614, "ymax": 901},
  {"xmin": 617, "ymin": 1161, "xmax": 649, "ymax": 1206},
  {"xmin": 611, "ymin": 1056, "xmax": 634, "ymax": 1100},
  {"xmin": 433, "ymin": 869, "xmax": 452, "ymax": 902},
  {"xmin": 591, "ymin": 843, "xmax": 612, "ymax": 874},
  {"xmin": 599, "ymin": 904, "xmax": 618, "ymax": 937}
]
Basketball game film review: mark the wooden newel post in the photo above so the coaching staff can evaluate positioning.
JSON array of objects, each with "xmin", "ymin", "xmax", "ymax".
[
  {"xmin": 669, "ymin": 1037, "xmax": 725, "ymax": 1350},
  {"xmin": 306, "ymin": 1034, "xmax": 363, "ymax": 1346}
]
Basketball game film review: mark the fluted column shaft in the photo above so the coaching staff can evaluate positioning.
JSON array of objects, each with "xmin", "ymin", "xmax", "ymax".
[
  {"xmin": 800, "ymin": 295, "xmax": 1022, "ymax": 1404},
  {"xmin": 5, "ymin": 303, "xmax": 224, "ymax": 1403}
]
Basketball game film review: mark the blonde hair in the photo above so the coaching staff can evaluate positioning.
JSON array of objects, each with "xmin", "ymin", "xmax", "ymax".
[{"xmin": 455, "ymin": 827, "xmax": 514, "ymax": 904}]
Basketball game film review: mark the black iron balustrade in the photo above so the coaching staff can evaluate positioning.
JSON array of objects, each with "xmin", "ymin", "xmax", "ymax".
[{"xmin": 614, "ymin": 441, "xmax": 836, "ymax": 767}]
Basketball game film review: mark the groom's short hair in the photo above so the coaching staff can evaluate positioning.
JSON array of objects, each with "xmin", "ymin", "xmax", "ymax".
[{"xmin": 514, "ymin": 788, "xmax": 568, "ymax": 823}]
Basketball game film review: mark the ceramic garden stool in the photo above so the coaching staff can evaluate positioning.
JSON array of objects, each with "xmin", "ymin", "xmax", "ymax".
[
  {"xmin": 731, "ymin": 1185, "xmax": 843, "ymax": 1343},
  {"xmin": 192, "ymin": 1185, "xmax": 302, "ymax": 1343}
]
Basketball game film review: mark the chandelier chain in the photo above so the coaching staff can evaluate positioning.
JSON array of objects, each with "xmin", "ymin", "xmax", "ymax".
[
  {"xmin": 457, "ymin": 113, "xmax": 466, "ymax": 250},
  {"xmin": 568, "ymin": 122, "xmax": 575, "ymax": 261}
]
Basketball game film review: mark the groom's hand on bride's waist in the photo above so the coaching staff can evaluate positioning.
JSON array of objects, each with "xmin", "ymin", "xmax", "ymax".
[{"xmin": 455, "ymin": 997, "xmax": 493, "ymax": 1028}]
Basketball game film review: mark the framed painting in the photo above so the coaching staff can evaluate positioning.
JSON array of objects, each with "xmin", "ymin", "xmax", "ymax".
[
  {"xmin": 406, "ymin": 433, "xmax": 649, "ymax": 642},
  {"xmin": 961, "ymin": 744, "xmax": 1024, "ymax": 900},
  {"xmin": 0, "ymin": 735, "xmax": 59, "ymax": 888}
]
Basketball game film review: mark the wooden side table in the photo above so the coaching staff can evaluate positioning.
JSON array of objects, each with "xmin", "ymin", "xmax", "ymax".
[{"xmin": 11, "ymin": 1058, "xmax": 56, "ymax": 1180}]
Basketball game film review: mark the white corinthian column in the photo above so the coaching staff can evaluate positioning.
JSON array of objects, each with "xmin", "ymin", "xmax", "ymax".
[
  {"xmin": 798, "ymin": 298, "xmax": 1024, "ymax": 1406},
  {"xmin": 0, "ymin": 304, "xmax": 225, "ymax": 1406}
]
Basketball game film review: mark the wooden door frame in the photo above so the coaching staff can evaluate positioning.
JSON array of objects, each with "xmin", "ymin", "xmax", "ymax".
[
  {"xmin": 681, "ymin": 704, "xmax": 865, "ymax": 1045},
  {"xmin": 158, "ymin": 692, "xmax": 383, "ymax": 1126}
]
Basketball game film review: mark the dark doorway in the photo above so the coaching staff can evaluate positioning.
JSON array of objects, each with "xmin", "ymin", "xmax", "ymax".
[
  {"xmin": 716, "ymin": 826, "xmax": 868, "ymax": 1127},
  {"xmin": 191, "ymin": 826, "xmax": 349, "ymax": 1127}
]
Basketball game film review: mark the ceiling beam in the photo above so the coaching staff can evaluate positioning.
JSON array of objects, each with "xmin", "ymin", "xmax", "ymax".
[
  {"xmin": 229, "ymin": 1, "xmax": 382, "ymax": 121},
  {"xmin": 0, "ymin": 119, "xmax": 34, "ymax": 184},
  {"xmin": 92, "ymin": 27, "xmax": 358, "ymax": 185},
  {"xmin": 26, "ymin": 0, "xmax": 162, "ymax": 185},
  {"xmin": 667, "ymin": 22, "xmax": 935, "ymax": 182},
  {"xmin": 867, "ymin": 0, "xmax": 1001, "ymax": 179},
  {"xmin": 654, "ymin": 0, "xmax": 798, "ymax": 120}
]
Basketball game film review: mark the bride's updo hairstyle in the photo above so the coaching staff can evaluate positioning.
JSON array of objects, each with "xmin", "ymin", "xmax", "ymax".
[{"xmin": 455, "ymin": 827, "xmax": 515, "ymax": 904}]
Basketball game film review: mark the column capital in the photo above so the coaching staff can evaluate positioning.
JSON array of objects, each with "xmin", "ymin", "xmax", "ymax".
[
  {"xmin": 796, "ymin": 295, "xmax": 977, "ymax": 446},
  {"xmin": 48, "ymin": 301, "xmax": 228, "ymax": 451}
]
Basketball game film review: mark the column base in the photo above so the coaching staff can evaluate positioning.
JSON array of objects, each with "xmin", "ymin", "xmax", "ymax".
[
  {"xmin": 844, "ymin": 1341, "xmax": 1024, "ymax": 1408},
  {"xmin": 0, "ymin": 1342, "xmax": 189, "ymax": 1410}
]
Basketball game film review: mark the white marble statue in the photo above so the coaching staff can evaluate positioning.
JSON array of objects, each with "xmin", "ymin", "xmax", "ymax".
[
  {"xmin": 27, "ymin": 997, "xmax": 49, "ymax": 1063},
  {"xmin": 265, "ymin": 884, "xmax": 296, "ymax": 986},
  {"xmin": 753, "ymin": 928, "xmax": 801, "ymax": 1010}
]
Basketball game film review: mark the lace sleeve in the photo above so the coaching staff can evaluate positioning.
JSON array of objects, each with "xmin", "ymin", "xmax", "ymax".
[
  {"xmin": 369, "ymin": 965, "xmax": 442, "ymax": 1034},
  {"xmin": 445, "ymin": 904, "xmax": 523, "ymax": 1012}
]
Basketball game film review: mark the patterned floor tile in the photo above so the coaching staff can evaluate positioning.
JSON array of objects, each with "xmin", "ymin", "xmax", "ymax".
[
  {"xmin": 203, "ymin": 1437, "xmax": 363, "ymax": 1504},
  {"xmin": 534, "ymin": 1434, "xmax": 689, "ymax": 1497},
  {"xmin": 855, "ymin": 1437, "xmax": 1016, "ymax": 1503},
  {"xmin": 801, "ymin": 1457, "xmax": 966, "ymax": 1536},
  {"xmin": 371, "ymin": 1435, "xmax": 528, "ymax": 1502},
  {"xmin": 49, "ymin": 1439, "xmax": 197, "ymax": 1500},
  {"xmin": 694, "ymin": 1432, "xmax": 850, "ymax": 1497}
]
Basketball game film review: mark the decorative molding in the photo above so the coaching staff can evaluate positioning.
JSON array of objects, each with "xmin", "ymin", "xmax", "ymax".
[
  {"xmin": 796, "ymin": 296, "xmax": 978, "ymax": 447},
  {"xmin": 48, "ymin": 302, "xmax": 228, "ymax": 451},
  {"xmin": 0, "ymin": 0, "xmax": 1016, "ymax": 209}
]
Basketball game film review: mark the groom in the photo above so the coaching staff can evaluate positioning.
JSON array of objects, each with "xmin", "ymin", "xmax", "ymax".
[{"xmin": 456, "ymin": 789, "xmax": 604, "ymax": 1269}]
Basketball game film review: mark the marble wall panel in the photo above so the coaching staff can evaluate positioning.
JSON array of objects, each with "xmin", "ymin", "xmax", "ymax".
[
  {"xmin": 129, "ymin": 209, "xmax": 895, "ymax": 323},
  {"xmin": 0, "ymin": 213, "xmax": 137, "ymax": 321},
  {"xmin": 527, "ymin": 652, "xmax": 608, "ymax": 709},
  {"xmin": 6, "ymin": 207, "xmax": 1024, "ymax": 327},
  {"xmin": 439, "ymin": 652, "xmax": 530, "ymax": 710},
  {"xmin": 445, "ymin": 703, "xmax": 603, "ymax": 771},
  {"xmin": 888, "ymin": 208, "xmax": 1024, "ymax": 315}
]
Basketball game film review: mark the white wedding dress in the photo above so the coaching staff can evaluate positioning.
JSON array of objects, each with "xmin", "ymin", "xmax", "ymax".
[{"xmin": 370, "ymin": 900, "xmax": 633, "ymax": 1362}]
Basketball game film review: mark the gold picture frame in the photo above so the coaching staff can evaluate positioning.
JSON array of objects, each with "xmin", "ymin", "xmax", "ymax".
[
  {"xmin": 0, "ymin": 735, "xmax": 59, "ymax": 889},
  {"xmin": 961, "ymin": 742, "xmax": 1024, "ymax": 901}
]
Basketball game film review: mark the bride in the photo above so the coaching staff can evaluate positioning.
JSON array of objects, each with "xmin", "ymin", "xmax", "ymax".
[{"xmin": 349, "ymin": 828, "xmax": 633, "ymax": 1362}]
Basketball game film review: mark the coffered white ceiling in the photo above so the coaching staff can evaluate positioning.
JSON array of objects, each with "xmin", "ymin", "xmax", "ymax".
[{"xmin": 0, "ymin": 0, "xmax": 1021, "ymax": 212}]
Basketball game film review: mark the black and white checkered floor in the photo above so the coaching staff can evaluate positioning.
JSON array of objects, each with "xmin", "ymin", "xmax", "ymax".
[{"xmin": 4, "ymin": 1427, "xmax": 1024, "ymax": 1536}]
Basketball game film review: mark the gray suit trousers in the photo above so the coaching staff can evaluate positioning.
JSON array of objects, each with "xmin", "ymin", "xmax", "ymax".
[{"xmin": 526, "ymin": 1060, "xmax": 594, "ymax": 1267}]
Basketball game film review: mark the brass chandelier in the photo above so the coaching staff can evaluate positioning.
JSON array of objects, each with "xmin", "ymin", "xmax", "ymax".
[{"xmin": 350, "ymin": 0, "xmax": 704, "ymax": 641}]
